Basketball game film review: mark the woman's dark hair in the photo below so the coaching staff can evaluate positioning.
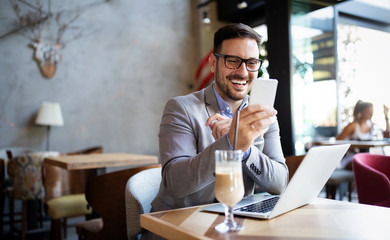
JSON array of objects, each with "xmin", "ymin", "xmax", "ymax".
[
  {"xmin": 353, "ymin": 100, "xmax": 373, "ymax": 120},
  {"xmin": 213, "ymin": 23, "xmax": 262, "ymax": 54}
]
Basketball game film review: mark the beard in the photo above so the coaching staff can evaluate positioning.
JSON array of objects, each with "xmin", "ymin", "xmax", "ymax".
[{"xmin": 214, "ymin": 65, "xmax": 252, "ymax": 101}]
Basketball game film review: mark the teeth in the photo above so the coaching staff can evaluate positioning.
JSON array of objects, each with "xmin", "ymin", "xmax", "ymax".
[{"xmin": 231, "ymin": 80, "xmax": 247, "ymax": 85}]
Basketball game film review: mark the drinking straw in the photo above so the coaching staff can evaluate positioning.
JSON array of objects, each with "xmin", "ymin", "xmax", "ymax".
[{"xmin": 233, "ymin": 110, "xmax": 240, "ymax": 150}]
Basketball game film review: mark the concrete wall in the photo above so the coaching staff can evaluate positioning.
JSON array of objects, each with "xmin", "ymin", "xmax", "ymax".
[{"xmin": 0, "ymin": 0, "xmax": 198, "ymax": 158}]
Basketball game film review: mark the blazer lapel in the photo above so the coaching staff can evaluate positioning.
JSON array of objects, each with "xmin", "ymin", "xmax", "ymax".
[{"xmin": 204, "ymin": 83, "xmax": 219, "ymax": 118}]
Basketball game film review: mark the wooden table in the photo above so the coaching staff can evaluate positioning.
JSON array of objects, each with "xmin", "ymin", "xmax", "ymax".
[
  {"xmin": 44, "ymin": 153, "xmax": 159, "ymax": 170},
  {"xmin": 312, "ymin": 139, "xmax": 390, "ymax": 149},
  {"xmin": 141, "ymin": 198, "xmax": 390, "ymax": 239}
]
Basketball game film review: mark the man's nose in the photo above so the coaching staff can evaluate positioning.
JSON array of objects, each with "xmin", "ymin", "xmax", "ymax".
[{"xmin": 235, "ymin": 62, "xmax": 249, "ymax": 75}]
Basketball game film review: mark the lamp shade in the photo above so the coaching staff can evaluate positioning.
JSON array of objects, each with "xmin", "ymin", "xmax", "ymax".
[{"xmin": 35, "ymin": 102, "xmax": 64, "ymax": 126}]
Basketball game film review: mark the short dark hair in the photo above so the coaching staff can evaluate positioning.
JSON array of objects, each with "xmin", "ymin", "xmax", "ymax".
[{"xmin": 213, "ymin": 23, "xmax": 262, "ymax": 54}]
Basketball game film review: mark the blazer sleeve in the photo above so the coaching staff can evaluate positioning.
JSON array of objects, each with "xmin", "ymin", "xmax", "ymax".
[{"xmin": 243, "ymin": 119, "xmax": 289, "ymax": 195}]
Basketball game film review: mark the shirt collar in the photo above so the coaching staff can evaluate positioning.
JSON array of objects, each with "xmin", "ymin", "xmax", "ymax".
[{"xmin": 212, "ymin": 83, "xmax": 248, "ymax": 118}]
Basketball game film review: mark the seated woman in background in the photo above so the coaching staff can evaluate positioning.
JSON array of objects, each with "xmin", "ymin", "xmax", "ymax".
[
  {"xmin": 336, "ymin": 100, "xmax": 374, "ymax": 141},
  {"xmin": 336, "ymin": 100, "xmax": 389, "ymax": 169}
]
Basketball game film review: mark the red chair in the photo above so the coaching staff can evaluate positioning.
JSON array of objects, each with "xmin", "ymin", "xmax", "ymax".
[{"xmin": 352, "ymin": 153, "xmax": 390, "ymax": 207}]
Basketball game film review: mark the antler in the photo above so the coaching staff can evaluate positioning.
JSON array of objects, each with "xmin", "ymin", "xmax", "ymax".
[
  {"xmin": 10, "ymin": 0, "xmax": 49, "ymax": 43},
  {"xmin": 55, "ymin": 9, "xmax": 82, "ymax": 45}
]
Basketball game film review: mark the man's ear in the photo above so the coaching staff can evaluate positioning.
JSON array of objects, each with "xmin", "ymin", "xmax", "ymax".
[{"xmin": 209, "ymin": 53, "xmax": 216, "ymax": 73}]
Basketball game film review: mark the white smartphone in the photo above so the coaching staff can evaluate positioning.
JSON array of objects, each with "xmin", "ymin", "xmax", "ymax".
[{"xmin": 249, "ymin": 78, "xmax": 278, "ymax": 108}]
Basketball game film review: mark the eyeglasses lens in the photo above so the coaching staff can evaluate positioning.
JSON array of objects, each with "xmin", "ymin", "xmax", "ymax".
[{"xmin": 225, "ymin": 56, "xmax": 260, "ymax": 72}]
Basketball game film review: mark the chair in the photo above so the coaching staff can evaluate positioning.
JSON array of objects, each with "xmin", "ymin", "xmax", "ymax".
[
  {"xmin": 0, "ymin": 158, "xmax": 5, "ymax": 237},
  {"xmin": 384, "ymin": 131, "xmax": 390, "ymax": 139},
  {"xmin": 42, "ymin": 146, "xmax": 102, "ymax": 240},
  {"xmin": 285, "ymin": 154, "xmax": 354, "ymax": 201},
  {"xmin": 0, "ymin": 147, "xmax": 35, "ymax": 235},
  {"xmin": 125, "ymin": 167, "xmax": 162, "ymax": 240},
  {"xmin": 352, "ymin": 153, "xmax": 390, "ymax": 207},
  {"xmin": 325, "ymin": 169, "xmax": 355, "ymax": 201},
  {"xmin": 285, "ymin": 155, "xmax": 305, "ymax": 182},
  {"xmin": 76, "ymin": 164, "xmax": 161, "ymax": 240},
  {"xmin": 7, "ymin": 151, "xmax": 59, "ymax": 240}
]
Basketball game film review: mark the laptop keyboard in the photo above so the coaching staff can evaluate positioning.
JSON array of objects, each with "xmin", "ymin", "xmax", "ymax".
[{"xmin": 235, "ymin": 196, "xmax": 280, "ymax": 213}]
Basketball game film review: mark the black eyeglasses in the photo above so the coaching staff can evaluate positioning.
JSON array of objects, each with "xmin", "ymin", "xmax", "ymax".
[{"xmin": 214, "ymin": 53, "xmax": 263, "ymax": 72}]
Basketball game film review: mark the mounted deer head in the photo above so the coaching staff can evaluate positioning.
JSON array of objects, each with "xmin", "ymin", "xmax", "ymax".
[
  {"xmin": 10, "ymin": 0, "xmax": 85, "ymax": 79},
  {"xmin": 31, "ymin": 42, "xmax": 61, "ymax": 78}
]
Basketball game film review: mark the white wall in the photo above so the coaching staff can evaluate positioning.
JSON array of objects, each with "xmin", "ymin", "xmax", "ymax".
[{"xmin": 0, "ymin": 0, "xmax": 195, "ymax": 158}]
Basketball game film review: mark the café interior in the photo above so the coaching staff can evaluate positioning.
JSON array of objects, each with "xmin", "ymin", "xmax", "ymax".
[{"xmin": 1, "ymin": 0, "xmax": 390, "ymax": 239}]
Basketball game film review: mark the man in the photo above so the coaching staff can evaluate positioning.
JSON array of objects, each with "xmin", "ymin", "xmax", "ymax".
[{"xmin": 151, "ymin": 23, "xmax": 288, "ymax": 212}]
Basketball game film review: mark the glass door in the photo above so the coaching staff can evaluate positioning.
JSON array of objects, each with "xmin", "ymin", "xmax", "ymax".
[{"xmin": 291, "ymin": 6, "xmax": 337, "ymax": 154}]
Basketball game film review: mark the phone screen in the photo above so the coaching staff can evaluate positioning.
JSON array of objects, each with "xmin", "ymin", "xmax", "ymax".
[{"xmin": 249, "ymin": 78, "xmax": 278, "ymax": 108}]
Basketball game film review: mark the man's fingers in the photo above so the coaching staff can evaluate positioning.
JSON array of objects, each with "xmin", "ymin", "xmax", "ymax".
[
  {"xmin": 205, "ymin": 113, "xmax": 228, "ymax": 126},
  {"xmin": 211, "ymin": 119, "xmax": 232, "ymax": 140},
  {"xmin": 250, "ymin": 116, "xmax": 276, "ymax": 131}
]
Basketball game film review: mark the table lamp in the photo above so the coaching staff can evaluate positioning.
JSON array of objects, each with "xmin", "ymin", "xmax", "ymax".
[{"xmin": 35, "ymin": 102, "xmax": 64, "ymax": 151}]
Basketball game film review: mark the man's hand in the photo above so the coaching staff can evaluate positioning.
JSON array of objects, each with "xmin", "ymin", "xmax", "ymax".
[
  {"xmin": 205, "ymin": 113, "xmax": 232, "ymax": 140},
  {"xmin": 228, "ymin": 104, "xmax": 277, "ymax": 151}
]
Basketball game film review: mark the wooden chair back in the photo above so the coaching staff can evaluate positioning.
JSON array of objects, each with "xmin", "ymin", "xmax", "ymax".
[
  {"xmin": 42, "ymin": 146, "xmax": 102, "ymax": 201},
  {"xmin": 6, "ymin": 150, "xmax": 13, "ymax": 160},
  {"xmin": 285, "ymin": 155, "xmax": 305, "ymax": 182},
  {"xmin": 0, "ymin": 158, "xmax": 5, "ymax": 237},
  {"xmin": 0, "ymin": 158, "xmax": 4, "ymax": 208},
  {"xmin": 0, "ymin": 158, "xmax": 4, "ymax": 189},
  {"xmin": 80, "ymin": 164, "xmax": 161, "ymax": 240}
]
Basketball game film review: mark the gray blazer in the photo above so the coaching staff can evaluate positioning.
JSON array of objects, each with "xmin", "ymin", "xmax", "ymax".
[{"xmin": 151, "ymin": 83, "xmax": 288, "ymax": 211}]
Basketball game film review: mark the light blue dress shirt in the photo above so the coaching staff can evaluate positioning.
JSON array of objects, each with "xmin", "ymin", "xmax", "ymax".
[{"xmin": 212, "ymin": 84, "xmax": 251, "ymax": 160}]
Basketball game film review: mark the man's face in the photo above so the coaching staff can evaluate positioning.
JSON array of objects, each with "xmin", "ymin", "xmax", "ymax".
[{"xmin": 210, "ymin": 38, "xmax": 259, "ymax": 102}]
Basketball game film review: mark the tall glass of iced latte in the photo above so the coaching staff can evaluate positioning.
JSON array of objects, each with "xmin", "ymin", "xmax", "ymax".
[{"xmin": 214, "ymin": 150, "xmax": 244, "ymax": 233}]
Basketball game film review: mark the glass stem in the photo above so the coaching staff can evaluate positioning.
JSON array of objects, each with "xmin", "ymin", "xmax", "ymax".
[{"xmin": 224, "ymin": 205, "xmax": 236, "ymax": 227}]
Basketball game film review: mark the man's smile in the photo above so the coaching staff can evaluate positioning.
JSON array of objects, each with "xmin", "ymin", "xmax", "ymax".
[{"xmin": 231, "ymin": 79, "xmax": 248, "ymax": 85}]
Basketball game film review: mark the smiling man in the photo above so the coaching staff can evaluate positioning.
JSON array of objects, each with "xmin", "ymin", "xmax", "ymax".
[{"xmin": 151, "ymin": 23, "xmax": 288, "ymax": 213}]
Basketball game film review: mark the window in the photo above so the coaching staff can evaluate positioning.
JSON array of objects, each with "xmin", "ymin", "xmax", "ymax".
[
  {"xmin": 291, "ymin": 0, "xmax": 390, "ymax": 154},
  {"xmin": 337, "ymin": 20, "xmax": 390, "ymax": 134}
]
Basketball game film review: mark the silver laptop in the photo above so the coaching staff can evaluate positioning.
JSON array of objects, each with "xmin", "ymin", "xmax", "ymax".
[{"xmin": 202, "ymin": 144, "xmax": 350, "ymax": 219}]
